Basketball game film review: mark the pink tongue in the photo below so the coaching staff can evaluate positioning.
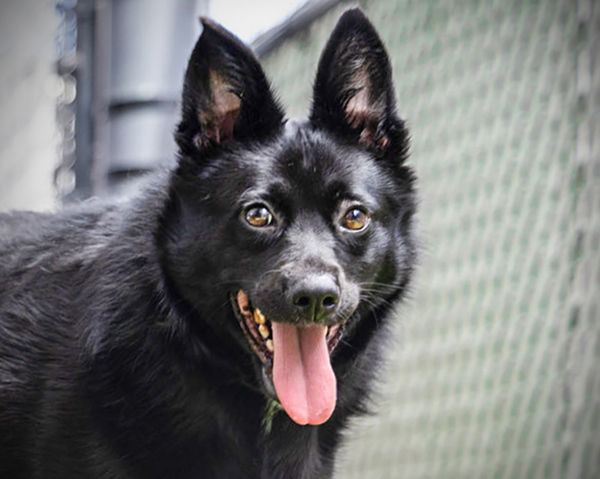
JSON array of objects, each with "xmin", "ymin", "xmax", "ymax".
[{"xmin": 271, "ymin": 322, "xmax": 337, "ymax": 426}]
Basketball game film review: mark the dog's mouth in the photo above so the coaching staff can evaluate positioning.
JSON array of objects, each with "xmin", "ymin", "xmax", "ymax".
[{"xmin": 231, "ymin": 290, "xmax": 345, "ymax": 426}]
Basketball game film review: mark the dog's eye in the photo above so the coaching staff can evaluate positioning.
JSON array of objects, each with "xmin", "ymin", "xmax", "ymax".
[
  {"xmin": 342, "ymin": 207, "xmax": 370, "ymax": 231},
  {"xmin": 245, "ymin": 205, "xmax": 273, "ymax": 228}
]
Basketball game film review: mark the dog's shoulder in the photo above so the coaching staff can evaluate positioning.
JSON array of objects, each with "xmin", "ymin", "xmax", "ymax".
[{"xmin": 0, "ymin": 203, "xmax": 116, "ymax": 273}]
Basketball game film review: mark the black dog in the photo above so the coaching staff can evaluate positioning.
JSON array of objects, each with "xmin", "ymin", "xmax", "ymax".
[{"xmin": 0, "ymin": 9, "xmax": 416, "ymax": 478}]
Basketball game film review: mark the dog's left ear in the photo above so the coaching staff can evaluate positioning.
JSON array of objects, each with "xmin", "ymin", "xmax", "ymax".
[
  {"xmin": 176, "ymin": 18, "xmax": 284, "ymax": 155},
  {"xmin": 310, "ymin": 9, "xmax": 404, "ymax": 153}
]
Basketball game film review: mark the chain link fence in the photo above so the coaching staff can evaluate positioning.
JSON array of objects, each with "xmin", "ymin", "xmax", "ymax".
[{"xmin": 260, "ymin": 0, "xmax": 599, "ymax": 477}]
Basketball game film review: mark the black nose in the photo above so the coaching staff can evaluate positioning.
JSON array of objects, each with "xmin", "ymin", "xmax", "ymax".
[{"xmin": 289, "ymin": 274, "xmax": 340, "ymax": 323}]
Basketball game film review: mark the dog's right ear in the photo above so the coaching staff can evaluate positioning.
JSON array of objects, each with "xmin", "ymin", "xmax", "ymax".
[
  {"xmin": 175, "ymin": 18, "xmax": 284, "ymax": 156},
  {"xmin": 310, "ymin": 9, "xmax": 405, "ymax": 156}
]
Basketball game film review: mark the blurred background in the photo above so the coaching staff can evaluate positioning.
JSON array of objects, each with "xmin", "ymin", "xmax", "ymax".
[{"xmin": 0, "ymin": 0, "xmax": 598, "ymax": 477}]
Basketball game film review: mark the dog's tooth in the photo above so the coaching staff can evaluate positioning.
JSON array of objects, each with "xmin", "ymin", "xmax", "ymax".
[
  {"xmin": 266, "ymin": 339, "xmax": 274, "ymax": 352},
  {"xmin": 258, "ymin": 324, "xmax": 270, "ymax": 339},
  {"xmin": 253, "ymin": 308, "xmax": 266, "ymax": 325}
]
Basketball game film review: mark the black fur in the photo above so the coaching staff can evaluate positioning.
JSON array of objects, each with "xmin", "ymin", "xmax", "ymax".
[{"xmin": 0, "ymin": 10, "xmax": 416, "ymax": 479}]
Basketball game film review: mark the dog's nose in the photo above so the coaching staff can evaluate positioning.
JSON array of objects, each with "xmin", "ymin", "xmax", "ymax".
[{"xmin": 289, "ymin": 274, "xmax": 340, "ymax": 323}]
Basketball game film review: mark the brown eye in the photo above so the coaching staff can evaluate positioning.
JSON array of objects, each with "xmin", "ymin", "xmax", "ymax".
[
  {"xmin": 245, "ymin": 205, "xmax": 273, "ymax": 228},
  {"xmin": 342, "ymin": 207, "xmax": 370, "ymax": 231}
]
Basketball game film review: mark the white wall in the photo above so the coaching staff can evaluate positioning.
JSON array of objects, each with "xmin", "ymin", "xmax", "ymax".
[{"xmin": 0, "ymin": 0, "xmax": 59, "ymax": 212}]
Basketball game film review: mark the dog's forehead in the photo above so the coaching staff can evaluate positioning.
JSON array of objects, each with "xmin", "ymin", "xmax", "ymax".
[
  {"xmin": 229, "ymin": 121, "xmax": 390, "ymax": 205},
  {"xmin": 277, "ymin": 121, "xmax": 381, "ymax": 184}
]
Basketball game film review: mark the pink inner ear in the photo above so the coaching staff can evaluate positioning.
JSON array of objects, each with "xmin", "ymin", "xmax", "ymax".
[
  {"xmin": 344, "ymin": 73, "xmax": 389, "ymax": 150},
  {"xmin": 345, "ymin": 88, "xmax": 372, "ymax": 129},
  {"xmin": 196, "ymin": 71, "xmax": 242, "ymax": 147},
  {"xmin": 345, "ymin": 90, "xmax": 389, "ymax": 149},
  {"xmin": 204, "ymin": 104, "xmax": 239, "ymax": 144}
]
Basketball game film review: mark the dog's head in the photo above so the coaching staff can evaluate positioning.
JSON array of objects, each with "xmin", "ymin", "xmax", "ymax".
[{"xmin": 163, "ymin": 9, "xmax": 416, "ymax": 426}]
